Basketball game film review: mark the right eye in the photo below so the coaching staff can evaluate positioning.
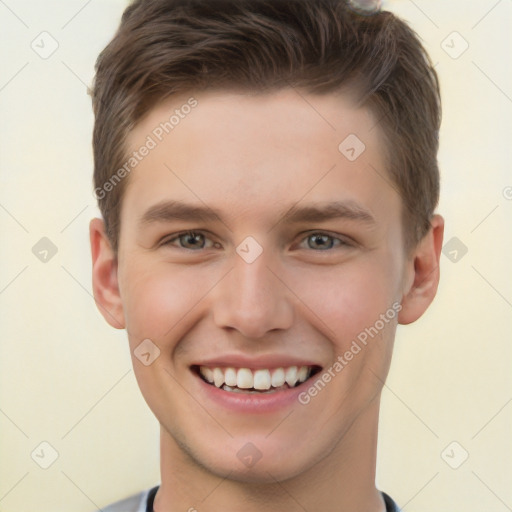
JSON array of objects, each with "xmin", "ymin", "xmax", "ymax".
[{"xmin": 159, "ymin": 230, "xmax": 221, "ymax": 251}]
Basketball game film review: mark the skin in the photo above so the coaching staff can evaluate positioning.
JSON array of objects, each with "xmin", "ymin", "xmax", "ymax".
[{"xmin": 90, "ymin": 89, "xmax": 444, "ymax": 512}]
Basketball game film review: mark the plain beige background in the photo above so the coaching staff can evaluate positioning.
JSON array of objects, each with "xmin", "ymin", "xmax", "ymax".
[{"xmin": 0, "ymin": 0, "xmax": 511, "ymax": 510}]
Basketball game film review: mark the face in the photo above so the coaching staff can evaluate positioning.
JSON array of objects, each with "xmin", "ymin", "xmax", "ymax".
[{"xmin": 91, "ymin": 89, "xmax": 443, "ymax": 483}]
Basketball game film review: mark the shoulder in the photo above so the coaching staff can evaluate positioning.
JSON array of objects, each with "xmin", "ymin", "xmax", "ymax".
[
  {"xmin": 100, "ymin": 486, "xmax": 157, "ymax": 512},
  {"xmin": 382, "ymin": 491, "xmax": 401, "ymax": 512}
]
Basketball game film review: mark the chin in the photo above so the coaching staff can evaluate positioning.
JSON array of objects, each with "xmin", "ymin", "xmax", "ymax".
[{"xmin": 184, "ymin": 434, "xmax": 326, "ymax": 484}]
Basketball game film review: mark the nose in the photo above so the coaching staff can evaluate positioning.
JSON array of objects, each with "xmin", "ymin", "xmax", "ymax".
[{"xmin": 212, "ymin": 248, "xmax": 294, "ymax": 339}]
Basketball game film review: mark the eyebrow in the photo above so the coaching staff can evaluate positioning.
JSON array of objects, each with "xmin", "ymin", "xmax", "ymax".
[
  {"xmin": 279, "ymin": 200, "xmax": 375, "ymax": 225},
  {"xmin": 138, "ymin": 199, "xmax": 376, "ymax": 228}
]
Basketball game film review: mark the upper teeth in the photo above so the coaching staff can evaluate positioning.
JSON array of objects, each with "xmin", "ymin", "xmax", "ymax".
[{"xmin": 199, "ymin": 366, "xmax": 312, "ymax": 390}]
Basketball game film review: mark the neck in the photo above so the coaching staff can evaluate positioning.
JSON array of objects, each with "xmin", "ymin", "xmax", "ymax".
[{"xmin": 154, "ymin": 398, "xmax": 385, "ymax": 512}]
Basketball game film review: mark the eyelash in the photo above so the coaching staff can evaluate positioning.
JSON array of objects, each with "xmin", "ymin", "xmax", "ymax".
[{"xmin": 159, "ymin": 230, "xmax": 352, "ymax": 252}]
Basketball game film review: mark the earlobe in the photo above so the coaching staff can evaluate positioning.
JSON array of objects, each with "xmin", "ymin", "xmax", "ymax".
[
  {"xmin": 89, "ymin": 218, "xmax": 126, "ymax": 329},
  {"xmin": 398, "ymin": 214, "xmax": 444, "ymax": 325}
]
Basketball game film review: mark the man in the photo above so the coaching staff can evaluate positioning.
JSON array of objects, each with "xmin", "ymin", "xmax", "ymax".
[{"xmin": 90, "ymin": 0, "xmax": 443, "ymax": 510}]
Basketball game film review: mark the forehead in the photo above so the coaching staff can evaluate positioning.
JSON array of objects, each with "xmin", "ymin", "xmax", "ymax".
[{"xmin": 121, "ymin": 88, "xmax": 399, "ymax": 232}]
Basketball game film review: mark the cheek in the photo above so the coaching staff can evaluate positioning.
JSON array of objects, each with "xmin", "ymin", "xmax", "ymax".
[
  {"xmin": 289, "ymin": 259, "xmax": 400, "ymax": 413},
  {"xmin": 120, "ymin": 262, "xmax": 202, "ymax": 344},
  {"xmin": 289, "ymin": 256, "xmax": 400, "ymax": 349}
]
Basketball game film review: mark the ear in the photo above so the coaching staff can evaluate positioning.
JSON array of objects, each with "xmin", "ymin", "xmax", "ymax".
[
  {"xmin": 89, "ymin": 218, "xmax": 125, "ymax": 329},
  {"xmin": 398, "ymin": 214, "xmax": 444, "ymax": 325}
]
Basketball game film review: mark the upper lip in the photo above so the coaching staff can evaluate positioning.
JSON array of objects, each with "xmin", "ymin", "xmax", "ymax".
[{"xmin": 191, "ymin": 354, "xmax": 322, "ymax": 370}]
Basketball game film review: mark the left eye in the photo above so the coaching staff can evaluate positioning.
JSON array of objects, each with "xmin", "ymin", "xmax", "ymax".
[
  {"xmin": 298, "ymin": 232, "xmax": 349, "ymax": 251},
  {"xmin": 160, "ymin": 231, "xmax": 348, "ymax": 251}
]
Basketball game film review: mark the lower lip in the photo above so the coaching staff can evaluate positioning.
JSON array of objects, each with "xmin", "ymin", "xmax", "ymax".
[{"xmin": 193, "ymin": 371, "xmax": 310, "ymax": 414}]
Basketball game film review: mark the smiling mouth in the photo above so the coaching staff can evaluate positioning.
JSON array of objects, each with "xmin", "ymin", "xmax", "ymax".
[{"xmin": 192, "ymin": 365, "xmax": 322, "ymax": 394}]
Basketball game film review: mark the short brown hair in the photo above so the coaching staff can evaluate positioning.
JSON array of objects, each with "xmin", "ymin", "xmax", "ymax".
[{"xmin": 92, "ymin": 0, "xmax": 441, "ymax": 254}]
